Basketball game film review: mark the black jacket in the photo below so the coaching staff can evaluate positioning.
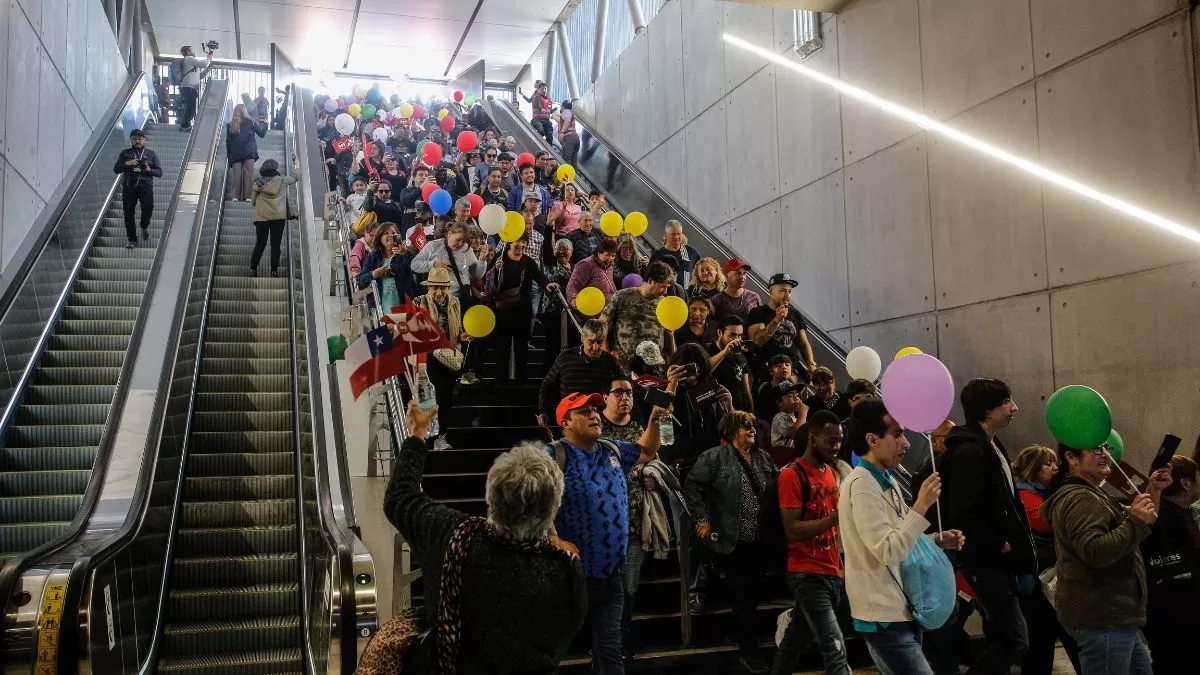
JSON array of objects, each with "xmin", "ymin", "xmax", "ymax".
[
  {"xmin": 939, "ymin": 423, "xmax": 1037, "ymax": 573},
  {"xmin": 385, "ymin": 438, "xmax": 587, "ymax": 674},
  {"xmin": 226, "ymin": 119, "xmax": 267, "ymax": 165},
  {"xmin": 113, "ymin": 147, "xmax": 163, "ymax": 187},
  {"xmin": 364, "ymin": 191, "xmax": 405, "ymax": 226},
  {"xmin": 538, "ymin": 347, "xmax": 625, "ymax": 421}
]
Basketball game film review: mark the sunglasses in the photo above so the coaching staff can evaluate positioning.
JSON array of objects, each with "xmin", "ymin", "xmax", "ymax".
[
  {"xmin": 376, "ymin": 190, "xmax": 390, "ymax": 194},
  {"xmin": 740, "ymin": 421, "xmax": 757, "ymax": 431},
  {"xmin": 486, "ymin": 154, "xmax": 497, "ymax": 158}
]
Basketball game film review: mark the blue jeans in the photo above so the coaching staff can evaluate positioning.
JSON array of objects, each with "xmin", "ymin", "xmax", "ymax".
[
  {"xmin": 586, "ymin": 572, "xmax": 625, "ymax": 674},
  {"xmin": 620, "ymin": 542, "xmax": 646, "ymax": 645},
  {"xmin": 770, "ymin": 573, "xmax": 851, "ymax": 675},
  {"xmin": 861, "ymin": 621, "xmax": 934, "ymax": 675},
  {"xmin": 1067, "ymin": 627, "xmax": 1152, "ymax": 675}
]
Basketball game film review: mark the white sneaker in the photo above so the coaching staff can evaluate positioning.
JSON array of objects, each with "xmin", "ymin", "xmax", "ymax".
[
  {"xmin": 459, "ymin": 371, "xmax": 480, "ymax": 385},
  {"xmin": 433, "ymin": 436, "xmax": 452, "ymax": 451}
]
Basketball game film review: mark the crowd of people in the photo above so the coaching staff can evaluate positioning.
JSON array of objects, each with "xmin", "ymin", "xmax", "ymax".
[{"xmin": 314, "ymin": 85, "xmax": 1200, "ymax": 675}]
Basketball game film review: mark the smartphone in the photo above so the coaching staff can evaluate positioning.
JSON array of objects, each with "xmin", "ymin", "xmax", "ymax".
[
  {"xmin": 643, "ymin": 387, "xmax": 674, "ymax": 409},
  {"xmin": 683, "ymin": 363, "xmax": 699, "ymax": 378},
  {"xmin": 1148, "ymin": 434, "xmax": 1183, "ymax": 473}
]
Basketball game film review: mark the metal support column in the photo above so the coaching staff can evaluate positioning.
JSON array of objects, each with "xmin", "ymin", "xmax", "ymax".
[
  {"xmin": 554, "ymin": 21, "xmax": 581, "ymax": 101},
  {"xmin": 591, "ymin": 0, "xmax": 609, "ymax": 84},
  {"xmin": 129, "ymin": 0, "xmax": 143, "ymax": 75},
  {"xmin": 105, "ymin": 0, "xmax": 118, "ymax": 36},
  {"xmin": 626, "ymin": 0, "xmax": 646, "ymax": 35},
  {"xmin": 793, "ymin": 9, "xmax": 824, "ymax": 60},
  {"xmin": 545, "ymin": 29, "xmax": 558, "ymax": 88}
]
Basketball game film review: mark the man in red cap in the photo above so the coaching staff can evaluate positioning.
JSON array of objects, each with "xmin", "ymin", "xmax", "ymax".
[
  {"xmin": 548, "ymin": 392, "xmax": 669, "ymax": 674},
  {"xmin": 710, "ymin": 258, "xmax": 762, "ymax": 322}
]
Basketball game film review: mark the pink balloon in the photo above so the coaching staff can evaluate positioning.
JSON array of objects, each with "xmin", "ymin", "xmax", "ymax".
[
  {"xmin": 880, "ymin": 353, "xmax": 955, "ymax": 434},
  {"xmin": 621, "ymin": 274, "xmax": 643, "ymax": 289}
]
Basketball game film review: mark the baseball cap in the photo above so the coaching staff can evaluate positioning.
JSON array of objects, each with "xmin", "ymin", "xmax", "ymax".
[
  {"xmin": 635, "ymin": 340, "xmax": 665, "ymax": 366},
  {"xmin": 556, "ymin": 392, "xmax": 605, "ymax": 426},
  {"xmin": 767, "ymin": 272, "xmax": 798, "ymax": 288},
  {"xmin": 723, "ymin": 257, "xmax": 751, "ymax": 274},
  {"xmin": 129, "ymin": 128, "xmax": 146, "ymax": 138},
  {"xmin": 521, "ymin": 188, "xmax": 543, "ymax": 204}
]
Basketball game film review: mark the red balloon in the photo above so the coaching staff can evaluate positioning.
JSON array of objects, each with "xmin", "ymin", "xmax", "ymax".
[
  {"xmin": 466, "ymin": 193, "xmax": 484, "ymax": 217},
  {"xmin": 517, "ymin": 152, "xmax": 535, "ymax": 167},
  {"xmin": 412, "ymin": 104, "xmax": 425, "ymax": 119},
  {"xmin": 456, "ymin": 130, "xmax": 478, "ymax": 153},
  {"xmin": 421, "ymin": 142, "xmax": 443, "ymax": 166},
  {"xmin": 453, "ymin": 90, "xmax": 464, "ymax": 102},
  {"xmin": 440, "ymin": 116, "xmax": 455, "ymax": 132},
  {"xmin": 336, "ymin": 98, "xmax": 345, "ymax": 108},
  {"xmin": 421, "ymin": 182, "xmax": 438, "ymax": 202}
]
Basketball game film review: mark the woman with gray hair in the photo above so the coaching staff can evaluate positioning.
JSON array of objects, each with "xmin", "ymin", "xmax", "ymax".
[
  {"xmin": 541, "ymin": 237, "xmax": 575, "ymax": 356},
  {"xmin": 377, "ymin": 403, "xmax": 586, "ymax": 673}
]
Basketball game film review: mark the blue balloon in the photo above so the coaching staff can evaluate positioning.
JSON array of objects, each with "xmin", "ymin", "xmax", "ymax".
[{"xmin": 429, "ymin": 189, "xmax": 453, "ymax": 215}]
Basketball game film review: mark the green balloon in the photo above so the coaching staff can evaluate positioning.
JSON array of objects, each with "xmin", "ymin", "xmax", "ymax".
[
  {"xmin": 1105, "ymin": 429, "xmax": 1124, "ymax": 464},
  {"xmin": 361, "ymin": 104, "xmax": 377, "ymax": 121},
  {"xmin": 1045, "ymin": 385, "xmax": 1112, "ymax": 450},
  {"xmin": 416, "ymin": 139, "xmax": 429, "ymax": 155},
  {"xmin": 464, "ymin": 93, "xmax": 477, "ymax": 107}
]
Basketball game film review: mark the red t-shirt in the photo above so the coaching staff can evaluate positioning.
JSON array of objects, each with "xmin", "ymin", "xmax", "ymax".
[{"xmin": 778, "ymin": 459, "xmax": 841, "ymax": 577}]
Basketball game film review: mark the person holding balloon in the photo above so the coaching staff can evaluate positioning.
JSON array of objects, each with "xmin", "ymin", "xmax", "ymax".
[
  {"xmin": 612, "ymin": 234, "xmax": 647, "ymax": 289},
  {"xmin": 600, "ymin": 262, "xmax": 676, "ymax": 366},
  {"xmin": 566, "ymin": 238, "xmax": 618, "ymax": 308}
]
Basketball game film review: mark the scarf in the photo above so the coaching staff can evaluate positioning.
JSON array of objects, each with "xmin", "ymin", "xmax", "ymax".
[{"xmin": 417, "ymin": 293, "xmax": 462, "ymax": 344}]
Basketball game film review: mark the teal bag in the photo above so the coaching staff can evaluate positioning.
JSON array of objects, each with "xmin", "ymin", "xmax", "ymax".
[{"xmin": 895, "ymin": 529, "xmax": 956, "ymax": 630}]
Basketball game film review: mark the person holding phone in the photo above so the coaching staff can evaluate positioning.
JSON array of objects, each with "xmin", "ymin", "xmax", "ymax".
[
  {"xmin": 357, "ymin": 222, "xmax": 416, "ymax": 309},
  {"xmin": 113, "ymin": 129, "xmax": 162, "ymax": 248}
]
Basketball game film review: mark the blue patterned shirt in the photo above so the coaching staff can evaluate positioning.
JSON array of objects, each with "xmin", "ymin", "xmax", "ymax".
[{"xmin": 548, "ymin": 438, "xmax": 642, "ymax": 579}]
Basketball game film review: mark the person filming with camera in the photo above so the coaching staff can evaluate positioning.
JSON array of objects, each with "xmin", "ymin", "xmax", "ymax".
[{"xmin": 176, "ymin": 42, "xmax": 216, "ymax": 131}]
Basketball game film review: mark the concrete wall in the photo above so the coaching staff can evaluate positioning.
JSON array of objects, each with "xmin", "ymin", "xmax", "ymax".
[
  {"xmin": 578, "ymin": 0, "xmax": 1200, "ymax": 462},
  {"xmin": 0, "ymin": 0, "xmax": 129, "ymax": 271}
]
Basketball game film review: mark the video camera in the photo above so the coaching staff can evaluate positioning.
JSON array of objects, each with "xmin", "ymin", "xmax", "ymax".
[{"xmin": 202, "ymin": 40, "xmax": 220, "ymax": 55}]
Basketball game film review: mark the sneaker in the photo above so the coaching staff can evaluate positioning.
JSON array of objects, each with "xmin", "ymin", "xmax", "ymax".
[
  {"xmin": 271, "ymin": 268, "xmax": 279, "ymax": 277},
  {"xmin": 737, "ymin": 656, "xmax": 769, "ymax": 674},
  {"xmin": 141, "ymin": 227, "xmax": 149, "ymax": 241},
  {"xmin": 250, "ymin": 267, "xmax": 257, "ymax": 277},
  {"xmin": 126, "ymin": 240, "xmax": 136, "ymax": 249},
  {"xmin": 688, "ymin": 592, "xmax": 705, "ymax": 614},
  {"xmin": 459, "ymin": 371, "xmax": 480, "ymax": 385},
  {"xmin": 432, "ymin": 436, "xmax": 452, "ymax": 451}
]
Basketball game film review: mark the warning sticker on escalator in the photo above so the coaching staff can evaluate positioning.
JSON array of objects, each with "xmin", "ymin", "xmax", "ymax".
[{"xmin": 36, "ymin": 583, "xmax": 66, "ymax": 673}]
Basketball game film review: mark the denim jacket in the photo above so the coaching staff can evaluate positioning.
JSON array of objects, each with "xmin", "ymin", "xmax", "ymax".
[{"xmin": 683, "ymin": 444, "xmax": 780, "ymax": 555}]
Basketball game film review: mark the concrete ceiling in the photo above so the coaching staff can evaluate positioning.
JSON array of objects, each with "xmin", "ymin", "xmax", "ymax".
[{"xmin": 145, "ymin": 0, "xmax": 572, "ymax": 81}]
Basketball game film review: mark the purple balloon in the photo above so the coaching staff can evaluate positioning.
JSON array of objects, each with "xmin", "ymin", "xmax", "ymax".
[
  {"xmin": 323, "ymin": 98, "xmax": 337, "ymax": 113},
  {"xmin": 621, "ymin": 273, "xmax": 643, "ymax": 289},
  {"xmin": 880, "ymin": 353, "xmax": 955, "ymax": 434},
  {"xmin": 346, "ymin": 94, "xmax": 359, "ymax": 104}
]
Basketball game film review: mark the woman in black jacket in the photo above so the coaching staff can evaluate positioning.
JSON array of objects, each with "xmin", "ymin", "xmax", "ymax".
[
  {"xmin": 357, "ymin": 222, "xmax": 418, "ymax": 308},
  {"xmin": 226, "ymin": 103, "xmax": 266, "ymax": 201},
  {"xmin": 372, "ymin": 402, "xmax": 586, "ymax": 674},
  {"xmin": 482, "ymin": 236, "xmax": 559, "ymax": 386}
]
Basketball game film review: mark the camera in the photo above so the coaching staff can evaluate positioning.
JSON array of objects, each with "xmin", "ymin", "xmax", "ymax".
[{"xmin": 202, "ymin": 40, "xmax": 220, "ymax": 55}]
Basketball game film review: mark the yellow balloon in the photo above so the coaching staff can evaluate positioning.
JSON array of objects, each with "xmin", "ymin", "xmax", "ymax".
[
  {"xmin": 463, "ymin": 305, "xmax": 496, "ymax": 338},
  {"xmin": 499, "ymin": 212, "xmax": 525, "ymax": 242},
  {"xmin": 399, "ymin": 103, "xmax": 414, "ymax": 118},
  {"xmin": 353, "ymin": 85, "xmax": 368, "ymax": 99},
  {"xmin": 348, "ymin": 103, "xmax": 362, "ymax": 118},
  {"xmin": 624, "ymin": 211, "xmax": 648, "ymax": 237},
  {"xmin": 437, "ymin": 109, "xmax": 449, "ymax": 120},
  {"xmin": 656, "ymin": 296, "xmax": 688, "ymax": 331},
  {"xmin": 599, "ymin": 211, "xmax": 623, "ymax": 237},
  {"xmin": 556, "ymin": 164, "xmax": 576, "ymax": 182},
  {"xmin": 894, "ymin": 346, "xmax": 923, "ymax": 361},
  {"xmin": 574, "ymin": 287, "xmax": 605, "ymax": 316}
]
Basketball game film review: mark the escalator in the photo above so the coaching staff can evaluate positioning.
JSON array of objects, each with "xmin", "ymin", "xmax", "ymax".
[
  {"xmin": 154, "ymin": 131, "xmax": 309, "ymax": 674},
  {"xmin": 0, "ymin": 120, "xmax": 189, "ymax": 566}
]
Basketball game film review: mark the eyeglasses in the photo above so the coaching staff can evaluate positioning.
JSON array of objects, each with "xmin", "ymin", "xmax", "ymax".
[
  {"xmin": 486, "ymin": 153, "xmax": 497, "ymax": 158},
  {"xmin": 609, "ymin": 389, "xmax": 634, "ymax": 398},
  {"xmin": 376, "ymin": 190, "xmax": 390, "ymax": 194},
  {"xmin": 741, "ymin": 421, "xmax": 758, "ymax": 431}
]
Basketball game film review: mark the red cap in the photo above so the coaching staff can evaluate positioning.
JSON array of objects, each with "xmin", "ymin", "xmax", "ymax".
[
  {"xmin": 556, "ymin": 392, "xmax": 605, "ymax": 426},
  {"xmin": 723, "ymin": 257, "xmax": 751, "ymax": 273}
]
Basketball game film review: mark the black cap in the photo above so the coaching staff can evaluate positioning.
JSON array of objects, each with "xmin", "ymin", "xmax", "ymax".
[
  {"xmin": 129, "ymin": 128, "xmax": 146, "ymax": 138},
  {"xmin": 767, "ymin": 272, "xmax": 798, "ymax": 288}
]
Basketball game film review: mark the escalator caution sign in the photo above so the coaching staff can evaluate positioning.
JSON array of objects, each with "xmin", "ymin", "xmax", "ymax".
[{"xmin": 36, "ymin": 583, "xmax": 66, "ymax": 673}]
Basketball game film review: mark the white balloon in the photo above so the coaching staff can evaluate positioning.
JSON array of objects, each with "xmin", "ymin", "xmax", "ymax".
[
  {"xmin": 845, "ymin": 346, "xmax": 882, "ymax": 382},
  {"xmin": 478, "ymin": 204, "xmax": 505, "ymax": 235},
  {"xmin": 372, "ymin": 127, "xmax": 390, "ymax": 143},
  {"xmin": 334, "ymin": 113, "xmax": 355, "ymax": 136}
]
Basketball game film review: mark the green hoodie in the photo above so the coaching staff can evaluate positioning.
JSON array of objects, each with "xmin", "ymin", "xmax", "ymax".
[{"xmin": 1041, "ymin": 476, "xmax": 1151, "ymax": 629}]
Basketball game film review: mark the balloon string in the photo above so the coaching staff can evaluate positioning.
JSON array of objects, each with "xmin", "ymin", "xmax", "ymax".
[
  {"xmin": 925, "ymin": 432, "xmax": 944, "ymax": 536},
  {"xmin": 1104, "ymin": 449, "xmax": 1138, "ymax": 493}
]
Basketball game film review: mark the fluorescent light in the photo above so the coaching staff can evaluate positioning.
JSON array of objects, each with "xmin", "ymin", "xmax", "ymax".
[{"xmin": 723, "ymin": 33, "xmax": 1200, "ymax": 247}]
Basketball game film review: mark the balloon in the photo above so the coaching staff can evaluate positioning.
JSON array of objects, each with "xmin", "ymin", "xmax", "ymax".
[
  {"xmin": 336, "ymin": 98, "xmax": 345, "ymax": 108},
  {"xmin": 466, "ymin": 193, "xmax": 484, "ymax": 217},
  {"xmin": 334, "ymin": 113, "xmax": 355, "ymax": 136},
  {"xmin": 621, "ymin": 274, "xmax": 643, "ymax": 289},
  {"xmin": 421, "ymin": 182, "xmax": 438, "ymax": 202},
  {"xmin": 429, "ymin": 189, "xmax": 453, "ymax": 215},
  {"xmin": 413, "ymin": 104, "xmax": 425, "ymax": 119},
  {"xmin": 499, "ymin": 213, "xmax": 525, "ymax": 243},
  {"xmin": 353, "ymin": 85, "xmax": 368, "ymax": 99},
  {"xmin": 367, "ymin": 85, "xmax": 381, "ymax": 101},
  {"xmin": 464, "ymin": 93, "xmax": 476, "ymax": 107},
  {"xmin": 421, "ymin": 142, "xmax": 443, "ymax": 166},
  {"xmin": 479, "ymin": 204, "xmax": 505, "ymax": 235},
  {"xmin": 1045, "ymin": 385, "xmax": 1112, "ymax": 450},
  {"xmin": 346, "ymin": 94, "xmax": 359, "ymax": 105},
  {"xmin": 1106, "ymin": 429, "xmax": 1124, "ymax": 464},
  {"xmin": 894, "ymin": 346, "xmax": 923, "ymax": 361},
  {"xmin": 453, "ymin": 90, "xmax": 464, "ymax": 102},
  {"xmin": 456, "ymin": 131, "xmax": 478, "ymax": 153},
  {"xmin": 845, "ymin": 346, "xmax": 881, "ymax": 382},
  {"xmin": 399, "ymin": 103, "xmax": 414, "ymax": 118},
  {"xmin": 437, "ymin": 108, "xmax": 449, "ymax": 120},
  {"xmin": 517, "ymin": 152, "xmax": 535, "ymax": 167},
  {"xmin": 656, "ymin": 296, "xmax": 688, "ymax": 331},
  {"xmin": 348, "ymin": 103, "xmax": 362, "ymax": 118},
  {"xmin": 361, "ymin": 104, "xmax": 377, "ymax": 121},
  {"xmin": 556, "ymin": 164, "xmax": 576, "ymax": 182},
  {"xmin": 574, "ymin": 287, "xmax": 605, "ymax": 316},
  {"xmin": 440, "ymin": 116, "xmax": 455, "ymax": 132},
  {"xmin": 624, "ymin": 211, "xmax": 648, "ymax": 237},
  {"xmin": 416, "ymin": 139, "xmax": 428, "ymax": 156},
  {"xmin": 372, "ymin": 127, "xmax": 390, "ymax": 143},
  {"xmin": 880, "ymin": 353, "xmax": 955, "ymax": 434},
  {"xmin": 323, "ymin": 98, "xmax": 337, "ymax": 113},
  {"xmin": 463, "ymin": 305, "xmax": 496, "ymax": 338},
  {"xmin": 599, "ymin": 212, "xmax": 623, "ymax": 237}
]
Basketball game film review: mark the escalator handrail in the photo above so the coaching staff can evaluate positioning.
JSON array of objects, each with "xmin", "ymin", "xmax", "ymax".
[
  {"xmin": 0, "ymin": 75, "xmax": 216, "ymax": 621},
  {"xmin": 286, "ymin": 85, "xmax": 361, "ymax": 674}
]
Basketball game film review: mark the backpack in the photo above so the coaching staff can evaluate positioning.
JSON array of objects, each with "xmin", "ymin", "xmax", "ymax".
[
  {"xmin": 551, "ymin": 438, "xmax": 621, "ymax": 474},
  {"xmin": 168, "ymin": 61, "xmax": 183, "ymax": 85}
]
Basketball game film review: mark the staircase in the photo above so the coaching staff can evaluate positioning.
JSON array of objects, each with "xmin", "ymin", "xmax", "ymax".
[
  {"xmin": 0, "ymin": 122, "xmax": 187, "ymax": 565},
  {"xmin": 156, "ymin": 131, "xmax": 306, "ymax": 674}
]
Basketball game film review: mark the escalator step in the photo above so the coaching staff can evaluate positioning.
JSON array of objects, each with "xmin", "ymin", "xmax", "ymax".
[
  {"xmin": 196, "ymin": 374, "xmax": 291, "ymax": 394},
  {"xmin": 185, "ymin": 452, "xmax": 294, "ymax": 477},
  {"xmin": 23, "ymin": 384, "xmax": 115, "ymax": 406},
  {"xmin": 31, "ymin": 367, "xmax": 121, "ymax": 386},
  {"xmin": 202, "ymin": 327, "xmax": 290, "ymax": 344},
  {"xmin": 16, "ymin": 403, "xmax": 110, "ymax": 426},
  {"xmin": 50, "ymin": 333, "xmax": 130, "ymax": 351},
  {"xmin": 0, "ymin": 446, "xmax": 95, "ymax": 471},
  {"xmin": 191, "ymin": 410, "xmax": 293, "ymax": 432},
  {"xmin": 0, "ymin": 522, "xmax": 71, "ymax": 552},
  {"xmin": 6, "ymin": 424, "xmax": 103, "ymax": 447},
  {"xmin": 55, "ymin": 318, "xmax": 137, "ymax": 335},
  {"xmin": 205, "ymin": 313, "xmax": 290, "ymax": 330},
  {"xmin": 193, "ymin": 391, "xmax": 290, "ymax": 410},
  {"xmin": 183, "ymin": 475, "xmax": 296, "ymax": 501},
  {"xmin": 175, "ymin": 526, "xmax": 298, "ymax": 557},
  {"xmin": 41, "ymin": 349, "xmax": 126, "ymax": 368},
  {"xmin": 0, "ymin": 469, "xmax": 91, "ymax": 495},
  {"xmin": 210, "ymin": 287, "xmax": 288, "ymax": 303},
  {"xmin": 155, "ymin": 647, "xmax": 303, "ymax": 674},
  {"xmin": 170, "ymin": 553, "xmax": 299, "ymax": 588},
  {"xmin": 162, "ymin": 615, "xmax": 303, "ymax": 658},
  {"xmin": 67, "ymin": 291, "xmax": 142, "ymax": 308},
  {"xmin": 0, "ymin": 494, "xmax": 83, "ymax": 523},
  {"xmin": 181, "ymin": 498, "xmax": 296, "ymax": 527},
  {"xmin": 165, "ymin": 583, "xmax": 300, "ymax": 622},
  {"xmin": 199, "ymin": 357, "xmax": 291, "ymax": 376}
]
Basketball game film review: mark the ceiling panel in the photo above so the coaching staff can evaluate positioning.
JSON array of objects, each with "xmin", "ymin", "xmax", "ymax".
[
  {"xmin": 147, "ymin": 0, "xmax": 237, "ymax": 32},
  {"xmin": 358, "ymin": 0, "xmax": 480, "ymax": 20},
  {"xmin": 466, "ymin": 22, "xmax": 548, "ymax": 53},
  {"xmin": 354, "ymin": 12, "xmax": 468, "ymax": 49},
  {"xmin": 257, "ymin": 0, "xmax": 360, "ymax": 9},
  {"xmin": 348, "ymin": 44, "xmax": 454, "ymax": 78},
  {"xmin": 239, "ymin": 2, "xmax": 355, "ymax": 39},
  {"xmin": 474, "ymin": 0, "xmax": 570, "ymax": 28},
  {"xmin": 153, "ymin": 27, "xmax": 241, "ymax": 56}
]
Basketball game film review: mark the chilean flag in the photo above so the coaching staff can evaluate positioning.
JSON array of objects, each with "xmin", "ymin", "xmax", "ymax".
[{"xmin": 346, "ymin": 300, "xmax": 453, "ymax": 399}]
